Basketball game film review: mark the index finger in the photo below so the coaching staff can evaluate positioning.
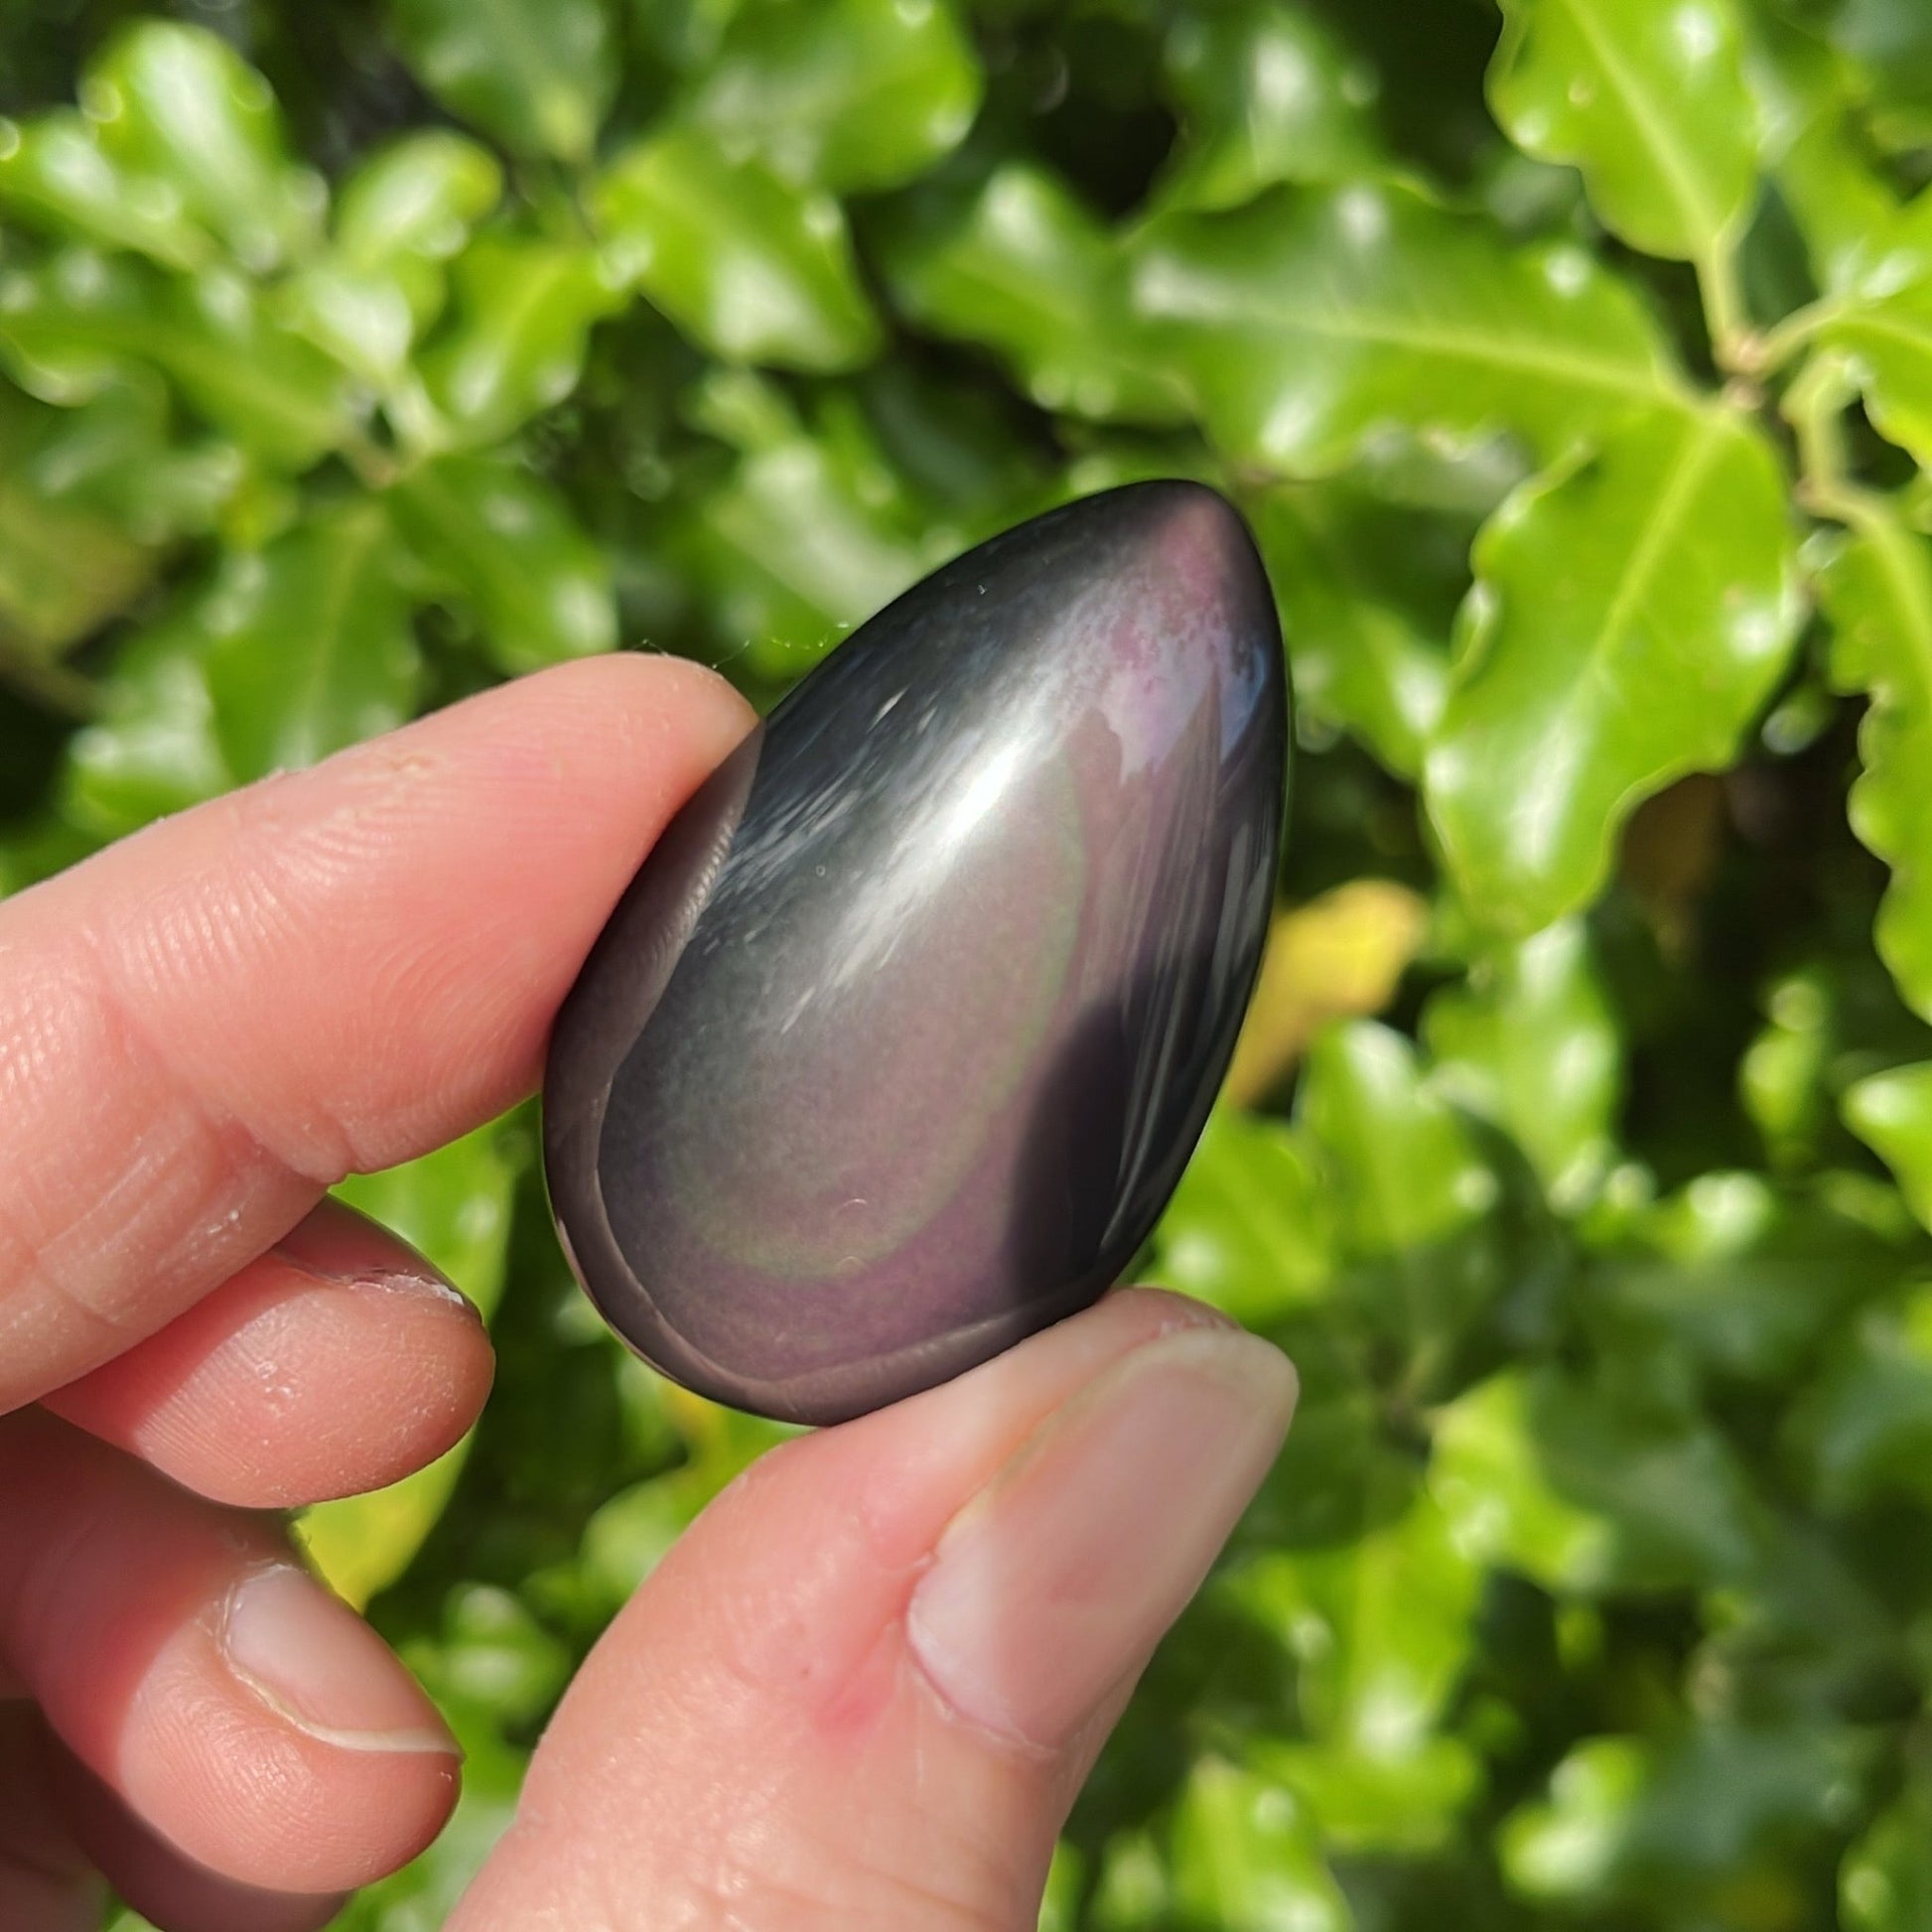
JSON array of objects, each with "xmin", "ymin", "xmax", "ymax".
[{"xmin": 0, "ymin": 654, "xmax": 753, "ymax": 1414}]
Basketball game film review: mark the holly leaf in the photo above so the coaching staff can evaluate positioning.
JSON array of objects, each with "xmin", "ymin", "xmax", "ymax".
[
  {"xmin": 1843, "ymin": 1061, "xmax": 1932, "ymax": 1231},
  {"xmin": 86, "ymin": 22, "xmax": 324, "ymax": 274},
  {"xmin": 1425, "ymin": 405, "xmax": 1801, "ymax": 937},
  {"xmin": 282, "ymin": 132, "xmax": 503, "ymax": 386},
  {"xmin": 387, "ymin": 453, "xmax": 617, "ymax": 673},
  {"xmin": 1488, "ymin": 0, "xmax": 1760, "ymax": 264},
  {"xmin": 1247, "ymin": 482, "xmax": 1462, "ymax": 775},
  {"xmin": 414, "ymin": 235, "xmax": 623, "ymax": 449},
  {"xmin": 300, "ymin": 1119, "xmax": 522, "ymax": 1608},
  {"xmin": 388, "ymin": 0, "xmax": 617, "ymax": 163},
  {"xmin": 1167, "ymin": 1758, "xmax": 1352, "ymax": 1932},
  {"xmin": 1298, "ymin": 1020, "xmax": 1497, "ymax": 1260},
  {"xmin": 595, "ymin": 127, "xmax": 880, "ymax": 371},
  {"xmin": 684, "ymin": 0, "xmax": 981, "ymax": 194},
  {"xmin": 1155, "ymin": 0, "xmax": 1381, "ymax": 211},
  {"xmin": 0, "ymin": 108, "xmax": 214, "ymax": 269},
  {"xmin": 1820, "ymin": 285, "xmax": 1932, "ymax": 473},
  {"xmin": 882, "ymin": 163, "xmax": 1188, "ymax": 423},
  {"xmin": 1147, "ymin": 1108, "xmax": 1335, "ymax": 1327},
  {"xmin": 1424, "ymin": 918, "xmax": 1621, "ymax": 1206},
  {"xmin": 0, "ymin": 250, "xmax": 360, "ymax": 471},
  {"xmin": 201, "ymin": 499, "xmax": 423, "ymax": 780},
  {"xmin": 1814, "ymin": 505, "xmax": 1932, "ymax": 1023},
  {"xmin": 59, "ymin": 608, "xmax": 231, "ymax": 839},
  {"xmin": 1129, "ymin": 180, "xmax": 1683, "ymax": 478}
]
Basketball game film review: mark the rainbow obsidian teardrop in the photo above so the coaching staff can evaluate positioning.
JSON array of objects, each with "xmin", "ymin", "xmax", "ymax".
[{"xmin": 542, "ymin": 480, "xmax": 1289, "ymax": 1425}]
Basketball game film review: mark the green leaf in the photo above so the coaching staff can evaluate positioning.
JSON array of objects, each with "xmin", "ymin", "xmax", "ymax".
[
  {"xmin": 0, "ymin": 381, "xmax": 159, "ymax": 656},
  {"xmin": 673, "ymin": 371, "xmax": 941, "ymax": 680},
  {"xmin": 1787, "ymin": 1279, "xmax": 1932, "ymax": 1509},
  {"xmin": 1424, "ymin": 918, "xmax": 1621, "ymax": 1205},
  {"xmin": 1489, "ymin": 0, "xmax": 1760, "ymax": 264},
  {"xmin": 0, "ymin": 250, "xmax": 360, "ymax": 471},
  {"xmin": 282, "ymin": 133, "xmax": 503, "ymax": 388},
  {"xmin": 595, "ymin": 127, "xmax": 880, "ymax": 371},
  {"xmin": 301, "ymin": 1119, "xmax": 521, "ymax": 1608},
  {"xmin": 387, "ymin": 454, "xmax": 617, "ymax": 673},
  {"xmin": 1432, "ymin": 1366, "xmax": 1763, "ymax": 1591},
  {"xmin": 1815, "ymin": 506, "xmax": 1932, "ymax": 1023},
  {"xmin": 335, "ymin": 130, "xmax": 505, "ymax": 270},
  {"xmin": 1156, "ymin": 0, "xmax": 1381, "ymax": 211},
  {"xmin": 0, "ymin": 109, "xmax": 214, "ymax": 269},
  {"xmin": 1425, "ymin": 405, "xmax": 1801, "ymax": 937},
  {"xmin": 1129, "ymin": 180, "xmax": 1683, "ymax": 478},
  {"xmin": 1843, "ymin": 1781, "xmax": 1932, "ymax": 1931},
  {"xmin": 414, "ymin": 235, "xmax": 623, "ymax": 449},
  {"xmin": 1229, "ymin": 1497, "xmax": 1483, "ymax": 1852},
  {"xmin": 1298, "ymin": 1021, "xmax": 1497, "ymax": 1259},
  {"xmin": 86, "ymin": 22, "xmax": 324, "ymax": 274},
  {"xmin": 685, "ymin": 0, "xmax": 981, "ymax": 194},
  {"xmin": 1844, "ymin": 1061, "xmax": 1932, "ymax": 1231},
  {"xmin": 882, "ymin": 163, "xmax": 1188, "ymax": 423},
  {"xmin": 1501, "ymin": 1735, "xmax": 1648, "ymax": 1902},
  {"xmin": 1167, "ymin": 1758, "xmax": 1352, "ymax": 1932},
  {"xmin": 389, "ymin": 0, "xmax": 617, "ymax": 162},
  {"xmin": 202, "ymin": 499, "xmax": 423, "ymax": 780},
  {"xmin": 1148, "ymin": 1108, "xmax": 1335, "ymax": 1327},
  {"xmin": 1819, "ymin": 285, "xmax": 1932, "ymax": 472},
  {"xmin": 59, "ymin": 607, "xmax": 231, "ymax": 839},
  {"xmin": 1246, "ymin": 483, "xmax": 1459, "ymax": 776}
]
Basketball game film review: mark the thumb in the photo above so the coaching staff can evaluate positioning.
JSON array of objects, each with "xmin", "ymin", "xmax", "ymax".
[{"xmin": 450, "ymin": 1289, "xmax": 1295, "ymax": 1932}]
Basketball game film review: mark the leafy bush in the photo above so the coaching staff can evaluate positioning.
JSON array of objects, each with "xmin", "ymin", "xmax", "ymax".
[{"xmin": 4, "ymin": 0, "xmax": 1932, "ymax": 1925}]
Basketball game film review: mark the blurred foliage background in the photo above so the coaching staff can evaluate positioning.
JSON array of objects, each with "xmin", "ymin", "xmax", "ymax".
[{"xmin": 3, "ymin": 0, "xmax": 1932, "ymax": 1924}]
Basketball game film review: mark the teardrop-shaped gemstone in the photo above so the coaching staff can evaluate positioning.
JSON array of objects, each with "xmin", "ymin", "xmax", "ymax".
[{"xmin": 542, "ymin": 480, "xmax": 1288, "ymax": 1424}]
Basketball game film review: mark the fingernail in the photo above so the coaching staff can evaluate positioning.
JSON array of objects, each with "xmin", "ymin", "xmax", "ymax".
[
  {"xmin": 221, "ymin": 1566, "xmax": 461, "ymax": 1758},
  {"xmin": 274, "ymin": 1200, "xmax": 475, "ymax": 1313},
  {"xmin": 905, "ymin": 1324, "xmax": 1296, "ymax": 1750}
]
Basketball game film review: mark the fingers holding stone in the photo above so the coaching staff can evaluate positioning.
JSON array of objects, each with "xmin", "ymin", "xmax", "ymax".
[
  {"xmin": 45, "ymin": 1197, "xmax": 494, "ymax": 1509},
  {"xmin": 0, "ymin": 1411, "xmax": 460, "ymax": 1897}
]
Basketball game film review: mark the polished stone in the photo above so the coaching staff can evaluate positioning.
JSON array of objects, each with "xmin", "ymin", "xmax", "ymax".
[{"xmin": 542, "ymin": 479, "xmax": 1289, "ymax": 1424}]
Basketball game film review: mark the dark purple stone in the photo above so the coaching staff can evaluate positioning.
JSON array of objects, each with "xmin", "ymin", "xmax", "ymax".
[{"xmin": 542, "ymin": 480, "xmax": 1288, "ymax": 1424}]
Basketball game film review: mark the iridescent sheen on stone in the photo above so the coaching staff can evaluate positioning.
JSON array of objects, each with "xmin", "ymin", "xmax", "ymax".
[{"xmin": 542, "ymin": 480, "xmax": 1289, "ymax": 1424}]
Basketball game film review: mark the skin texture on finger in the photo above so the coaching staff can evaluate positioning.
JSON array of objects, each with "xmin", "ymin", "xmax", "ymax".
[
  {"xmin": 46, "ymin": 1726, "xmax": 345, "ymax": 1932},
  {"xmin": 0, "ymin": 653, "xmax": 754, "ymax": 1415},
  {"xmin": 451, "ymin": 1289, "xmax": 1296, "ymax": 1932},
  {"xmin": 0, "ymin": 1410, "xmax": 459, "ymax": 1895},
  {"xmin": 0, "ymin": 1703, "xmax": 101, "ymax": 1932},
  {"xmin": 44, "ymin": 1197, "xmax": 495, "ymax": 1508}
]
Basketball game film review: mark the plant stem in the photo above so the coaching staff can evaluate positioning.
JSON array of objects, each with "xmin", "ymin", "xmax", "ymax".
[
  {"xmin": 1696, "ymin": 238, "xmax": 1749, "ymax": 372},
  {"xmin": 1754, "ymin": 298, "xmax": 1848, "ymax": 375}
]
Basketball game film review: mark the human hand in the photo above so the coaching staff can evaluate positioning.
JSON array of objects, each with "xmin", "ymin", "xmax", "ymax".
[{"xmin": 1, "ymin": 656, "xmax": 1297, "ymax": 1932}]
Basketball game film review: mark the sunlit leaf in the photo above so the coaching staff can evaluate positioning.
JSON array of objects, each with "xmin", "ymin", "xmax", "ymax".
[
  {"xmin": 202, "ymin": 498, "xmax": 422, "ymax": 780},
  {"xmin": 0, "ymin": 108, "xmax": 213, "ymax": 269},
  {"xmin": 1812, "ymin": 506, "xmax": 1932, "ymax": 1022},
  {"xmin": 1148, "ymin": 1107, "xmax": 1334, "ymax": 1326},
  {"xmin": 0, "ymin": 249, "xmax": 360, "ymax": 470},
  {"xmin": 1130, "ymin": 180, "xmax": 1684, "ymax": 478},
  {"xmin": 414, "ymin": 235, "xmax": 623, "ymax": 449},
  {"xmin": 389, "ymin": 0, "xmax": 617, "ymax": 162},
  {"xmin": 87, "ymin": 22, "xmax": 325, "ymax": 273},
  {"xmin": 685, "ymin": 0, "xmax": 981, "ymax": 193},
  {"xmin": 1844, "ymin": 1061, "xmax": 1932, "ymax": 1231},
  {"xmin": 388, "ymin": 453, "xmax": 617, "ymax": 672},
  {"xmin": 1155, "ymin": 0, "xmax": 1380, "ymax": 211},
  {"xmin": 1489, "ymin": 0, "xmax": 1760, "ymax": 264},
  {"xmin": 1168, "ymin": 1758, "xmax": 1352, "ymax": 1932},
  {"xmin": 1425, "ymin": 405, "xmax": 1801, "ymax": 936},
  {"xmin": 1298, "ymin": 1020, "xmax": 1497, "ymax": 1258},
  {"xmin": 1424, "ymin": 918, "xmax": 1620, "ymax": 1204},
  {"xmin": 1247, "ymin": 482, "xmax": 1461, "ymax": 775},
  {"xmin": 883, "ymin": 163, "xmax": 1188, "ymax": 423},
  {"xmin": 595, "ymin": 126, "xmax": 880, "ymax": 371}
]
